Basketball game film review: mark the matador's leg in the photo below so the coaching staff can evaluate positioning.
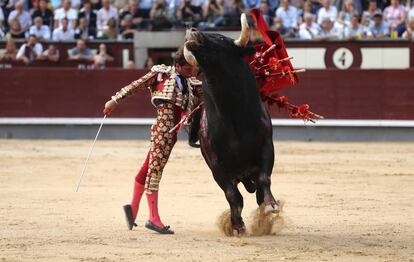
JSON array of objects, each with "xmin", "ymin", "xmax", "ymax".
[{"xmin": 145, "ymin": 103, "xmax": 182, "ymax": 232}]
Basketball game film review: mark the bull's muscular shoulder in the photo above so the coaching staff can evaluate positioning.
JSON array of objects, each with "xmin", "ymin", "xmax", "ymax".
[
  {"xmin": 188, "ymin": 77, "xmax": 202, "ymax": 86},
  {"xmin": 151, "ymin": 64, "xmax": 174, "ymax": 74}
]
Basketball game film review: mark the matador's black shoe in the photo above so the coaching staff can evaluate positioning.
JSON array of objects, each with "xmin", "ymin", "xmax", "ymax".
[
  {"xmin": 145, "ymin": 220, "xmax": 175, "ymax": 234},
  {"xmin": 123, "ymin": 204, "xmax": 137, "ymax": 230}
]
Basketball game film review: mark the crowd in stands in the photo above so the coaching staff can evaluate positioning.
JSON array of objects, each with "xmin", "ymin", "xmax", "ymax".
[
  {"xmin": 0, "ymin": 0, "xmax": 413, "ymax": 41},
  {"xmin": 0, "ymin": 0, "xmax": 414, "ymax": 65}
]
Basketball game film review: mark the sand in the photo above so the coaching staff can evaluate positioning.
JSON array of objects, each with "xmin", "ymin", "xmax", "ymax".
[{"xmin": 0, "ymin": 139, "xmax": 413, "ymax": 261}]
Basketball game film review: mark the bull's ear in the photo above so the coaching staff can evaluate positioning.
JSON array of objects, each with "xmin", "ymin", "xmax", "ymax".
[{"xmin": 239, "ymin": 46, "xmax": 256, "ymax": 57}]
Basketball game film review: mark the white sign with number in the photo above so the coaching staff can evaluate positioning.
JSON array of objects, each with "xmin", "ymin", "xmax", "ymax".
[{"xmin": 332, "ymin": 48, "xmax": 354, "ymax": 70}]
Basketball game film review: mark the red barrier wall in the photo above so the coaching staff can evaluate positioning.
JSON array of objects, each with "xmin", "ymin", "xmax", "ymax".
[{"xmin": 1, "ymin": 68, "xmax": 414, "ymax": 119}]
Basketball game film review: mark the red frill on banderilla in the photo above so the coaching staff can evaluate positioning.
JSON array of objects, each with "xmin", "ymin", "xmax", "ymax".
[{"xmin": 248, "ymin": 8, "xmax": 323, "ymax": 122}]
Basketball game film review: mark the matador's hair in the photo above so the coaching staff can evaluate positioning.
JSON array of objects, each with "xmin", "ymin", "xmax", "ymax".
[{"xmin": 174, "ymin": 48, "xmax": 189, "ymax": 66}]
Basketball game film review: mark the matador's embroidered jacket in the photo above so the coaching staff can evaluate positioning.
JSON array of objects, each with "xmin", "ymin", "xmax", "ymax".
[{"xmin": 111, "ymin": 64, "xmax": 203, "ymax": 112}]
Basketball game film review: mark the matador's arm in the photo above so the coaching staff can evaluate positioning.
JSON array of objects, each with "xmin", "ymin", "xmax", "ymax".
[
  {"xmin": 111, "ymin": 65, "xmax": 175, "ymax": 103},
  {"xmin": 111, "ymin": 70, "xmax": 158, "ymax": 104}
]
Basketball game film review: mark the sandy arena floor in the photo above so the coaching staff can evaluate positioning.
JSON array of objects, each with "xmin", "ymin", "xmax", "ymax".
[{"xmin": 0, "ymin": 139, "xmax": 413, "ymax": 261}]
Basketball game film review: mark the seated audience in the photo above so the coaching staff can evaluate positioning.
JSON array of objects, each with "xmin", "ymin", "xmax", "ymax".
[
  {"xmin": 361, "ymin": 0, "xmax": 381, "ymax": 27},
  {"xmin": 52, "ymin": 17, "xmax": 75, "ymax": 41},
  {"xmin": 298, "ymin": 13, "xmax": 320, "ymax": 39},
  {"xmin": 120, "ymin": 14, "xmax": 138, "ymax": 39},
  {"xmin": 8, "ymin": 19, "xmax": 26, "ymax": 39},
  {"xmin": 150, "ymin": 0, "xmax": 173, "ymax": 29},
  {"xmin": 67, "ymin": 38, "xmax": 94, "ymax": 61},
  {"xmin": 31, "ymin": 0, "xmax": 54, "ymax": 28},
  {"xmin": 383, "ymin": 0, "xmax": 405, "ymax": 36},
  {"xmin": 54, "ymin": 0, "xmax": 78, "ymax": 29},
  {"xmin": 176, "ymin": 0, "xmax": 202, "ymax": 27},
  {"xmin": 344, "ymin": 14, "xmax": 366, "ymax": 39},
  {"xmin": 97, "ymin": 0, "xmax": 119, "ymax": 35},
  {"xmin": 258, "ymin": 0, "xmax": 273, "ymax": 26},
  {"xmin": 120, "ymin": 0, "xmax": 150, "ymax": 29},
  {"xmin": 402, "ymin": 18, "xmax": 414, "ymax": 40},
  {"xmin": 29, "ymin": 17, "xmax": 51, "ymax": 41},
  {"xmin": 368, "ymin": 11, "xmax": 389, "ymax": 38},
  {"xmin": 8, "ymin": 1, "xmax": 32, "ymax": 32},
  {"xmin": 315, "ymin": 16, "xmax": 340, "ymax": 39},
  {"xmin": 78, "ymin": 1, "xmax": 97, "ymax": 37},
  {"xmin": 93, "ymin": 43, "xmax": 114, "ymax": 68},
  {"xmin": 75, "ymin": 17, "xmax": 95, "ymax": 39},
  {"xmin": 276, "ymin": 0, "xmax": 299, "ymax": 34},
  {"xmin": 223, "ymin": 0, "xmax": 243, "ymax": 26},
  {"xmin": 98, "ymin": 17, "xmax": 118, "ymax": 39},
  {"xmin": 0, "ymin": 34, "xmax": 18, "ymax": 62},
  {"xmin": 317, "ymin": 0, "xmax": 337, "ymax": 25},
  {"xmin": 337, "ymin": 0, "xmax": 358, "ymax": 27},
  {"xmin": 16, "ymin": 34, "xmax": 43, "ymax": 64},
  {"xmin": 38, "ymin": 44, "xmax": 60, "ymax": 62}
]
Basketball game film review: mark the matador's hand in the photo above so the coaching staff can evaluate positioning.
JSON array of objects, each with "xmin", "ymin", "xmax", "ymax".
[{"xmin": 103, "ymin": 100, "xmax": 117, "ymax": 116}]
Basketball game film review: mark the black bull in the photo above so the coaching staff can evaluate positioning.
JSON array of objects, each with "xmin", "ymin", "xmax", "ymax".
[{"xmin": 184, "ymin": 15, "xmax": 281, "ymax": 235}]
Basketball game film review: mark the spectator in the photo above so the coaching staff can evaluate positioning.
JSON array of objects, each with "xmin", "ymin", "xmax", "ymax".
[
  {"xmin": 243, "ymin": 0, "xmax": 261, "ymax": 9},
  {"xmin": 402, "ymin": 18, "xmax": 414, "ymax": 40},
  {"xmin": 93, "ymin": 43, "xmax": 114, "ymax": 68},
  {"xmin": 126, "ymin": 60, "xmax": 135, "ymax": 68},
  {"xmin": 31, "ymin": 0, "xmax": 54, "ymax": 28},
  {"xmin": 150, "ymin": 0, "xmax": 173, "ymax": 29},
  {"xmin": 52, "ymin": 17, "xmax": 75, "ymax": 41},
  {"xmin": 344, "ymin": 14, "xmax": 366, "ymax": 39},
  {"xmin": 90, "ymin": 0, "xmax": 102, "ymax": 11},
  {"xmin": 75, "ymin": 17, "xmax": 95, "ymax": 39},
  {"xmin": 16, "ymin": 34, "xmax": 43, "ymax": 64},
  {"xmin": 120, "ymin": 14, "xmax": 138, "ymax": 39},
  {"xmin": 144, "ymin": 57, "xmax": 154, "ymax": 69},
  {"xmin": 258, "ymin": 0, "xmax": 272, "ymax": 26},
  {"xmin": 8, "ymin": 1, "xmax": 32, "ymax": 32},
  {"xmin": 368, "ymin": 10, "xmax": 389, "ymax": 38},
  {"xmin": 78, "ymin": 1, "xmax": 97, "ymax": 37},
  {"xmin": 298, "ymin": 12, "xmax": 320, "ymax": 39},
  {"xmin": 29, "ymin": 17, "xmax": 51, "ymax": 41},
  {"xmin": 176, "ymin": 0, "xmax": 202, "ymax": 27},
  {"xmin": 98, "ymin": 17, "xmax": 118, "ymax": 39},
  {"xmin": 275, "ymin": 0, "xmax": 299, "ymax": 33},
  {"xmin": 0, "ymin": 34, "xmax": 18, "ymax": 62},
  {"xmin": 338, "ymin": 0, "xmax": 358, "ymax": 27},
  {"xmin": 97, "ymin": 0, "xmax": 119, "ymax": 33},
  {"xmin": 199, "ymin": 0, "xmax": 225, "ymax": 29},
  {"xmin": 315, "ymin": 16, "xmax": 339, "ymax": 39},
  {"xmin": 120, "ymin": 0, "xmax": 150, "ymax": 29},
  {"xmin": 409, "ymin": 3, "xmax": 414, "ymax": 21},
  {"xmin": 383, "ymin": 0, "xmax": 406, "ymax": 36},
  {"xmin": 271, "ymin": 16, "xmax": 288, "ymax": 36},
  {"xmin": 298, "ymin": 0, "xmax": 313, "ymax": 24},
  {"xmin": 361, "ymin": 0, "xmax": 381, "ymax": 27},
  {"xmin": 223, "ymin": 0, "xmax": 243, "ymax": 26},
  {"xmin": 54, "ymin": 0, "xmax": 78, "ymax": 29},
  {"xmin": 113, "ymin": 0, "xmax": 129, "ymax": 10},
  {"xmin": 0, "ymin": 5, "xmax": 5, "ymax": 32},
  {"xmin": 317, "ymin": 0, "xmax": 338, "ymax": 25},
  {"xmin": 9, "ymin": 19, "xmax": 26, "ymax": 39},
  {"xmin": 67, "ymin": 38, "xmax": 94, "ymax": 61},
  {"xmin": 38, "ymin": 44, "xmax": 60, "ymax": 62}
]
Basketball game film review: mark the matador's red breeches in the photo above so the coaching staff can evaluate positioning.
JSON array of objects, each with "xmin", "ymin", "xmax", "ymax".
[{"xmin": 135, "ymin": 103, "xmax": 182, "ymax": 192}]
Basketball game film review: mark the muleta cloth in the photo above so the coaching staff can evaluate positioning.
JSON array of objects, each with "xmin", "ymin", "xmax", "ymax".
[{"xmin": 247, "ymin": 9, "xmax": 322, "ymax": 122}]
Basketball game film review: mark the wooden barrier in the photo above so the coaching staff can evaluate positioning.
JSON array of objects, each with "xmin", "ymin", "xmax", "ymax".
[{"xmin": 1, "ymin": 68, "xmax": 413, "ymax": 119}]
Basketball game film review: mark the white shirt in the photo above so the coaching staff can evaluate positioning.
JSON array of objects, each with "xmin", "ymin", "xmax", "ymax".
[
  {"xmin": 29, "ymin": 25, "xmax": 51, "ymax": 40},
  {"xmin": 16, "ymin": 43, "xmax": 43, "ymax": 59},
  {"xmin": 54, "ymin": 8, "xmax": 78, "ymax": 28},
  {"xmin": 139, "ymin": 0, "xmax": 153, "ymax": 9},
  {"xmin": 409, "ymin": 8, "xmax": 414, "ymax": 20},
  {"xmin": 8, "ymin": 10, "xmax": 32, "ymax": 30},
  {"xmin": 317, "ymin": 6, "xmax": 338, "ymax": 24},
  {"xmin": 52, "ymin": 27, "xmax": 75, "ymax": 41},
  {"xmin": 298, "ymin": 22, "xmax": 320, "ymax": 39},
  {"xmin": 97, "ymin": 6, "xmax": 119, "ymax": 30},
  {"xmin": 276, "ymin": 6, "xmax": 298, "ymax": 29}
]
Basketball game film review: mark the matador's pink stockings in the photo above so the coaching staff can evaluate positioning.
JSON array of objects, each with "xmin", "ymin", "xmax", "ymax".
[{"xmin": 130, "ymin": 151, "xmax": 150, "ymax": 220}]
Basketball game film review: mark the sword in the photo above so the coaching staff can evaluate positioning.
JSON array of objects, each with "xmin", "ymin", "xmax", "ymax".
[{"xmin": 76, "ymin": 114, "xmax": 107, "ymax": 192}]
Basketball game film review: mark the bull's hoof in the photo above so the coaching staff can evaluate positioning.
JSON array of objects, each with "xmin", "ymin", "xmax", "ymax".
[
  {"xmin": 232, "ymin": 225, "xmax": 246, "ymax": 237},
  {"xmin": 264, "ymin": 203, "xmax": 281, "ymax": 214}
]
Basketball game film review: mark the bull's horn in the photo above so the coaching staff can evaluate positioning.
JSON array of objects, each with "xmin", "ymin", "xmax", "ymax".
[
  {"xmin": 183, "ymin": 43, "xmax": 198, "ymax": 66},
  {"xmin": 234, "ymin": 13, "xmax": 249, "ymax": 47}
]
